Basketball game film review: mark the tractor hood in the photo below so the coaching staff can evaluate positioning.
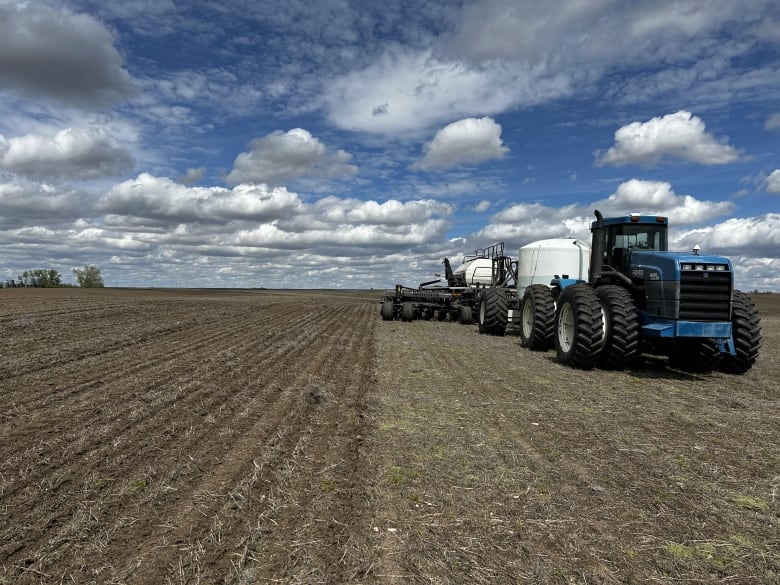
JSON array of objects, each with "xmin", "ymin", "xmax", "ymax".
[{"xmin": 629, "ymin": 251, "xmax": 732, "ymax": 282}]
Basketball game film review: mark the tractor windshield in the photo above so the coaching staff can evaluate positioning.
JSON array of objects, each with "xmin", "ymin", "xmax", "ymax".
[
  {"xmin": 604, "ymin": 223, "xmax": 668, "ymax": 273},
  {"xmin": 607, "ymin": 224, "xmax": 667, "ymax": 253}
]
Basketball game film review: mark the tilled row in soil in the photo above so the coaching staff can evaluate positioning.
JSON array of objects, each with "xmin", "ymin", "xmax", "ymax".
[
  {"xmin": 1, "ymin": 289, "xmax": 377, "ymax": 584},
  {"xmin": 2, "ymin": 289, "xmax": 777, "ymax": 584}
]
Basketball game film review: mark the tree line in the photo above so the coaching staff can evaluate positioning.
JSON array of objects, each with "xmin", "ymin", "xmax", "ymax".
[{"xmin": 15, "ymin": 266, "xmax": 104, "ymax": 288}]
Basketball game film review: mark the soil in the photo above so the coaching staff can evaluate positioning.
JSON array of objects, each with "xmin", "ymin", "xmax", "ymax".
[{"xmin": 1, "ymin": 288, "xmax": 777, "ymax": 584}]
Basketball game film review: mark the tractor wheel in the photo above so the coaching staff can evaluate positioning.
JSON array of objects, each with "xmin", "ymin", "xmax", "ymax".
[
  {"xmin": 596, "ymin": 285, "xmax": 639, "ymax": 370},
  {"xmin": 459, "ymin": 305, "xmax": 473, "ymax": 325},
  {"xmin": 380, "ymin": 301, "xmax": 394, "ymax": 321},
  {"xmin": 554, "ymin": 284, "xmax": 603, "ymax": 370},
  {"xmin": 670, "ymin": 339, "xmax": 722, "ymax": 373},
  {"xmin": 720, "ymin": 290, "xmax": 761, "ymax": 374},
  {"xmin": 401, "ymin": 302, "xmax": 415, "ymax": 322},
  {"xmin": 519, "ymin": 285, "xmax": 555, "ymax": 350},
  {"xmin": 479, "ymin": 287, "xmax": 509, "ymax": 336}
]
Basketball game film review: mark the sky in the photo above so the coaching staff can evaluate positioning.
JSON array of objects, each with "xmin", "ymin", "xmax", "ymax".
[{"xmin": 0, "ymin": 0, "xmax": 778, "ymax": 290}]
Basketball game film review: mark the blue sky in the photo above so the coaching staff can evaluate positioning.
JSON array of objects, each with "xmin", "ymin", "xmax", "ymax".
[{"xmin": 1, "ymin": 0, "xmax": 778, "ymax": 289}]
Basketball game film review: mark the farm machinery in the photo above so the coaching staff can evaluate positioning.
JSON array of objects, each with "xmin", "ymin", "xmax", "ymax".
[
  {"xmin": 380, "ymin": 242, "xmax": 514, "ymax": 324},
  {"xmin": 477, "ymin": 210, "xmax": 761, "ymax": 373},
  {"xmin": 475, "ymin": 237, "xmax": 591, "ymax": 337}
]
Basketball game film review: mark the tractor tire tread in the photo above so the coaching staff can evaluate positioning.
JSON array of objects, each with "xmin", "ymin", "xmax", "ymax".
[
  {"xmin": 380, "ymin": 300, "xmax": 394, "ymax": 321},
  {"xmin": 597, "ymin": 285, "xmax": 639, "ymax": 370},
  {"xmin": 520, "ymin": 285, "xmax": 555, "ymax": 350},
  {"xmin": 479, "ymin": 287, "xmax": 509, "ymax": 336},
  {"xmin": 720, "ymin": 290, "xmax": 761, "ymax": 374},
  {"xmin": 554, "ymin": 284, "xmax": 603, "ymax": 370}
]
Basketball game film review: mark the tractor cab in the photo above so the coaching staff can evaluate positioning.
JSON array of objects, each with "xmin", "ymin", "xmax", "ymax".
[{"xmin": 599, "ymin": 214, "xmax": 668, "ymax": 276}]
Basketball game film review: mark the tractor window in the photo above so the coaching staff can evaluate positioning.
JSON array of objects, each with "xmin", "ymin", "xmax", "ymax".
[
  {"xmin": 604, "ymin": 223, "xmax": 668, "ymax": 272},
  {"xmin": 607, "ymin": 224, "xmax": 667, "ymax": 253}
]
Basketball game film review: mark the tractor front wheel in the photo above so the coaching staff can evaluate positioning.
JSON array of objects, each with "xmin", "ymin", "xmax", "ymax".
[
  {"xmin": 519, "ymin": 285, "xmax": 555, "ymax": 350},
  {"xmin": 554, "ymin": 284, "xmax": 603, "ymax": 370}
]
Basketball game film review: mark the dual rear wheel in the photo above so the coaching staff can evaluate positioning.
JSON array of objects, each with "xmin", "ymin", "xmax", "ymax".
[
  {"xmin": 554, "ymin": 284, "xmax": 604, "ymax": 370},
  {"xmin": 552, "ymin": 284, "xmax": 640, "ymax": 371}
]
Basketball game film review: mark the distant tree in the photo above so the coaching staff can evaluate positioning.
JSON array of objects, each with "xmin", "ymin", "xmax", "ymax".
[
  {"xmin": 73, "ymin": 265, "xmax": 105, "ymax": 288},
  {"xmin": 18, "ymin": 268, "xmax": 62, "ymax": 287}
]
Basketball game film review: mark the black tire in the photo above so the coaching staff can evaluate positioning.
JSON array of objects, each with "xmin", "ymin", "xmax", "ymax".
[
  {"xmin": 479, "ymin": 287, "xmax": 509, "ymax": 336},
  {"xmin": 459, "ymin": 305, "xmax": 473, "ymax": 325},
  {"xmin": 720, "ymin": 290, "xmax": 761, "ymax": 374},
  {"xmin": 401, "ymin": 302, "xmax": 415, "ymax": 322},
  {"xmin": 596, "ymin": 285, "xmax": 639, "ymax": 370},
  {"xmin": 380, "ymin": 301, "xmax": 394, "ymax": 321},
  {"xmin": 519, "ymin": 285, "xmax": 555, "ymax": 350},
  {"xmin": 554, "ymin": 284, "xmax": 603, "ymax": 370},
  {"xmin": 669, "ymin": 338, "xmax": 722, "ymax": 373},
  {"xmin": 437, "ymin": 309, "xmax": 447, "ymax": 321}
]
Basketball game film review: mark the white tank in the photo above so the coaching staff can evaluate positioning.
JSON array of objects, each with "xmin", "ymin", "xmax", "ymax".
[
  {"xmin": 452, "ymin": 257, "xmax": 494, "ymax": 286},
  {"xmin": 517, "ymin": 238, "xmax": 591, "ymax": 288}
]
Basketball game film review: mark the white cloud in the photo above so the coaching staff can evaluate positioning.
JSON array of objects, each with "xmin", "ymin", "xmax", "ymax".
[
  {"xmin": 227, "ymin": 129, "xmax": 357, "ymax": 186},
  {"xmin": 767, "ymin": 169, "xmax": 780, "ymax": 193},
  {"xmin": 323, "ymin": 48, "xmax": 573, "ymax": 137},
  {"xmin": 94, "ymin": 173, "xmax": 453, "ymax": 252},
  {"xmin": 0, "ymin": 3, "xmax": 136, "ymax": 107},
  {"xmin": 596, "ymin": 111, "xmax": 742, "ymax": 167},
  {"xmin": 412, "ymin": 177, "xmax": 502, "ymax": 198},
  {"xmin": 99, "ymin": 174, "xmax": 303, "ymax": 223},
  {"xmin": 306, "ymin": 197, "xmax": 453, "ymax": 227},
  {"xmin": 412, "ymin": 117, "xmax": 509, "ymax": 170},
  {"xmin": 321, "ymin": 2, "xmax": 777, "ymax": 138},
  {"xmin": 448, "ymin": 1, "xmax": 768, "ymax": 71},
  {"xmin": 471, "ymin": 197, "xmax": 776, "ymax": 292},
  {"xmin": 137, "ymin": 69, "xmax": 265, "ymax": 118},
  {"xmin": 474, "ymin": 200, "xmax": 491, "ymax": 213},
  {"xmin": 0, "ymin": 128, "xmax": 135, "ymax": 181},
  {"xmin": 177, "ymin": 167, "xmax": 207, "ymax": 185},
  {"xmin": 0, "ymin": 180, "xmax": 92, "ymax": 227},
  {"xmin": 234, "ymin": 219, "xmax": 448, "ymax": 250},
  {"xmin": 766, "ymin": 113, "xmax": 780, "ymax": 129},
  {"xmin": 729, "ymin": 256, "xmax": 780, "ymax": 292},
  {"xmin": 671, "ymin": 214, "xmax": 780, "ymax": 258},
  {"xmin": 599, "ymin": 179, "xmax": 734, "ymax": 221},
  {"xmin": 448, "ymin": 0, "xmax": 611, "ymax": 63},
  {"xmin": 477, "ymin": 179, "xmax": 733, "ymax": 246}
]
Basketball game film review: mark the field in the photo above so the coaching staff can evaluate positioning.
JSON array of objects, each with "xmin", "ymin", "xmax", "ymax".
[{"xmin": 1, "ymin": 288, "xmax": 777, "ymax": 584}]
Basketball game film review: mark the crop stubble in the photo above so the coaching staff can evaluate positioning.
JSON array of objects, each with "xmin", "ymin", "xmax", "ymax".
[{"xmin": 1, "ymin": 289, "xmax": 778, "ymax": 584}]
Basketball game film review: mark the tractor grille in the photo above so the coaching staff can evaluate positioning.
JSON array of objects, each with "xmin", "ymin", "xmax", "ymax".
[{"xmin": 679, "ymin": 270, "xmax": 731, "ymax": 321}]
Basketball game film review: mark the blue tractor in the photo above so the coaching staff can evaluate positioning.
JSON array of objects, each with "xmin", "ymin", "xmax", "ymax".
[{"xmin": 552, "ymin": 210, "xmax": 761, "ymax": 372}]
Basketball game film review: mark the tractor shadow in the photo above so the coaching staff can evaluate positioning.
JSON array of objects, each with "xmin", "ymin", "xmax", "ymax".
[
  {"xmin": 540, "ymin": 353, "xmax": 712, "ymax": 381},
  {"xmin": 628, "ymin": 355, "xmax": 705, "ymax": 381}
]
